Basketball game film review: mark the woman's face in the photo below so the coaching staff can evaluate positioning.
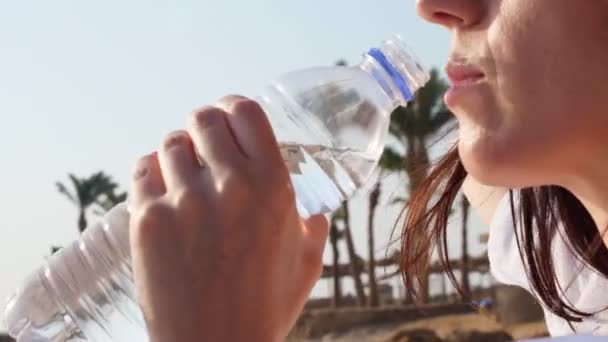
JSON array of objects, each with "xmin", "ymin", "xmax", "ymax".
[{"xmin": 417, "ymin": 0, "xmax": 608, "ymax": 188}]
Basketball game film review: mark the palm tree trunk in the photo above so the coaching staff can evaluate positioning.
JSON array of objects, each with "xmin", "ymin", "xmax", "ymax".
[
  {"xmin": 330, "ymin": 220, "xmax": 342, "ymax": 307},
  {"xmin": 461, "ymin": 195, "xmax": 471, "ymax": 298},
  {"xmin": 78, "ymin": 209, "xmax": 87, "ymax": 233},
  {"xmin": 404, "ymin": 136, "xmax": 418, "ymax": 195},
  {"xmin": 342, "ymin": 202, "xmax": 366, "ymax": 306},
  {"xmin": 367, "ymin": 183, "xmax": 381, "ymax": 307}
]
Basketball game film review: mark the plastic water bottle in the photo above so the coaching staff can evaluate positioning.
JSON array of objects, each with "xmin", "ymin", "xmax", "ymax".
[{"xmin": 3, "ymin": 36, "xmax": 429, "ymax": 341}]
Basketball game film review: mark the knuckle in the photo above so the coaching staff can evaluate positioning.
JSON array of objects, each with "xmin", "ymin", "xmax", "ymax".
[
  {"xmin": 162, "ymin": 130, "xmax": 190, "ymax": 150},
  {"xmin": 230, "ymin": 98, "xmax": 266, "ymax": 119},
  {"xmin": 219, "ymin": 94, "xmax": 249, "ymax": 104},
  {"xmin": 140, "ymin": 202, "xmax": 172, "ymax": 224},
  {"xmin": 173, "ymin": 186, "xmax": 204, "ymax": 210},
  {"xmin": 132, "ymin": 202, "xmax": 172, "ymax": 240},
  {"xmin": 218, "ymin": 169, "xmax": 252, "ymax": 194},
  {"xmin": 190, "ymin": 106, "xmax": 226, "ymax": 130}
]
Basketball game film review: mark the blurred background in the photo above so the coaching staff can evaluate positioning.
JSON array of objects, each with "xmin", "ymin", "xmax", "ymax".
[{"xmin": 0, "ymin": 1, "xmax": 547, "ymax": 341}]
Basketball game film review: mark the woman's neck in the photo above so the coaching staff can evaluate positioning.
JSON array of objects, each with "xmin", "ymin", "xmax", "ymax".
[
  {"xmin": 561, "ymin": 155, "xmax": 608, "ymax": 246},
  {"xmin": 581, "ymin": 194, "xmax": 608, "ymax": 224},
  {"xmin": 578, "ymin": 195, "xmax": 608, "ymax": 245}
]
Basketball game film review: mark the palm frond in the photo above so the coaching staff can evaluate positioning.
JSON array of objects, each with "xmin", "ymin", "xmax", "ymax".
[
  {"xmin": 67, "ymin": 173, "xmax": 84, "ymax": 204},
  {"xmin": 426, "ymin": 109, "xmax": 454, "ymax": 136},
  {"xmin": 390, "ymin": 197, "xmax": 408, "ymax": 206},
  {"xmin": 378, "ymin": 147, "xmax": 404, "ymax": 172},
  {"xmin": 55, "ymin": 181, "xmax": 77, "ymax": 204}
]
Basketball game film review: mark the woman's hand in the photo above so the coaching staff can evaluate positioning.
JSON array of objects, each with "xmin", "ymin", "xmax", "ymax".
[{"xmin": 128, "ymin": 96, "xmax": 329, "ymax": 342}]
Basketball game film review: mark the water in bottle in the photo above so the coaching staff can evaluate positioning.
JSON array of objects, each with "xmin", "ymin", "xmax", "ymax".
[{"xmin": 4, "ymin": 35, "xmax": 429, "ymax": 341}]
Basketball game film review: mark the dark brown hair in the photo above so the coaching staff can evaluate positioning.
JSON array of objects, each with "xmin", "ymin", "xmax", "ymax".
[{"xmin": 399, "ymin": 144, "xmax": 608, "ymax": 322}]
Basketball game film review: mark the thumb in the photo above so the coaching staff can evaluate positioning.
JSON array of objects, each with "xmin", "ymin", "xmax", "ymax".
[{"xmin": 303, "ymin": 214, "xmax": 329, "ymax": 251}]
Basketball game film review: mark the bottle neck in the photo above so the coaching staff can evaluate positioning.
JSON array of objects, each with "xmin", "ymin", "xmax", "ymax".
[
  {"xmin": 359, "ymin": 37, "xmax": 429, "ymax": 107},
  {"xmin": 359, "ymin": 55, "xmax": 409, "ymax": 108}
]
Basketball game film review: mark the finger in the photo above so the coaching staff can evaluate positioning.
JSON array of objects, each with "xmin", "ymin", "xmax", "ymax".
[
  {"xmin": 217, "ymin": 96, "xmax": 283, "ymax": 165},
  {"xmin": 300, "ymin": 214, "xmax": 329, "ymax": 286},
  {"xmin": 130, "ymin": 152, "xmax": 166, "ymax": 208},
  {"xmin": 158, "ymin": 130, "xmax": 201, "ymax": 190},
  {"xmin": 303, "ymin": 214, "xmax": 330, "ymax": 251},
  {"xmin": 188, "ymin": 106, "xmax": 246, "ymax": 172}
]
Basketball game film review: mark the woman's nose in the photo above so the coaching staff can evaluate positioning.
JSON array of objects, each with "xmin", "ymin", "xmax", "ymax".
[{"xmin": 416, "ymin": 0, "xmax": 484, "ymax": 29}]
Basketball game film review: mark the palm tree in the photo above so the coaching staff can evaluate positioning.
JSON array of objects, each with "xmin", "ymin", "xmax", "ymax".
[
  {"xmin": 366, "ymin": 182, "xmax": 381, "ymax": 307},
  {"xmin": 329, "ymin": 212, "xmax": 343, "ymax": 307},
  {"xmin": 96, "ymin": 188, "xmax": 128, "ymax": 213},
  {"xmin": 56, "ymin": 171, "xmax": 127, "ymax": 233},
  {"xmin": 337, "ymin": 202, "xmax": 367, "ymax": 306},
  {"xmin": 365, "ymin": 145, "xmax": 413, "ymax": 304},
  {"xmin": 385, "ymin": 68, "xmax": 454, "ymax": 302},
  {"xmin": 388, "ymin": 68, "xmax": 452, "ymax": 193}
]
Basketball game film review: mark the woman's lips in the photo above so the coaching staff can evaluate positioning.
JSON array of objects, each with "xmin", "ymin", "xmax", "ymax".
[
  {"xmin": 445, "ymin": 63, "xmax": 485, "ymax": 85},
  {"xmin": 444, "ymin": 62, "xmax": 486, "ymax": 107}
]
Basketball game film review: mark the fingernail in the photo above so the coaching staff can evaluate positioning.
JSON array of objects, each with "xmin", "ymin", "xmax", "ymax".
[{"xmin": 133, "ymin": 165, "xmax": 149, "ymax": 180}]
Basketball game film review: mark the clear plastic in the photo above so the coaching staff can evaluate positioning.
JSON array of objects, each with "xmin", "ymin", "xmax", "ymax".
[
  {"xmin": 4, "ymin": 204, "xmax": 145, "ymax": 341},
  {"xmin": 262, "ymin": 37, "xmax": 428, "ymax": 217},
  {"xmin": 3, "ymin": 36, "xmax": 429, "ymax": 341}
]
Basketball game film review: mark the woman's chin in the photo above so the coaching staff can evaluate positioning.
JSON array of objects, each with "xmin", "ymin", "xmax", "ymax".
[
  {"xmin": 455, "ymin": 118, "xmax": 542, "ymax": 188},
  {"xmin": 457, "ymin": 135, "xmax": 514, "ymax": 188}
]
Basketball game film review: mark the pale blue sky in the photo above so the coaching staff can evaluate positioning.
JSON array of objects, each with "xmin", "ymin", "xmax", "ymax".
[{"xmin": 0, "ymin": 0, "xmax": 489, "ymax": 330}]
